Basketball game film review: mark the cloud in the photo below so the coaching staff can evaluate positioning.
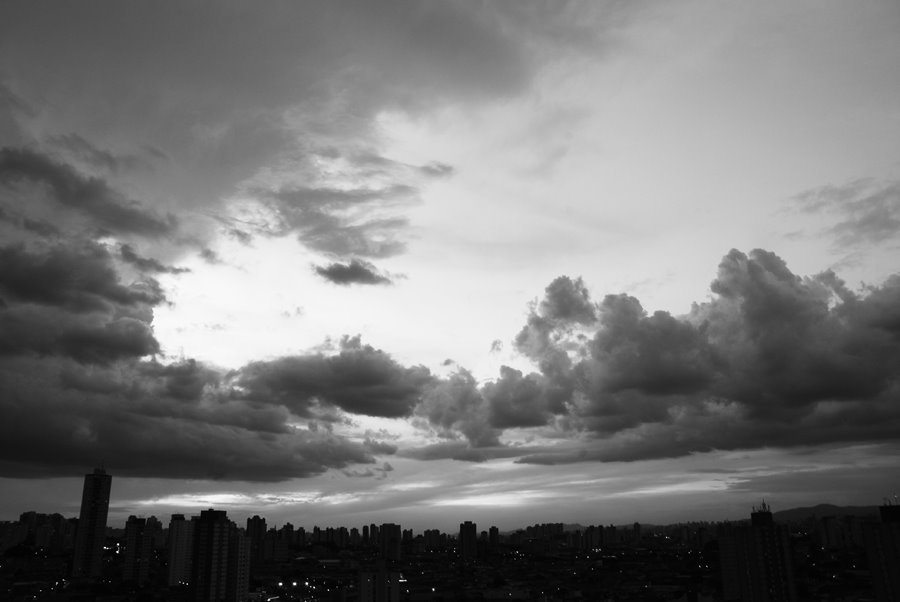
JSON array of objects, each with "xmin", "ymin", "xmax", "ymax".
[
  {"xmin": 119, "ymin": 243, "xmax": 190, "ymax": 274},
  {"xmin": 234, "ymin": 338, "xmax": 433, "ymax": 419},
  {"xmin": 0, "ymin": 242, "xmax": 166, "ymax": 312},
  {"xmin": 793, "ymin": 177, "xmax": 900, "ymax": 249},
  {"xmin": 314, "ymin": 259, "xmax": 392, "ymax": 286},
  {"xmin": 0, "ymin": 307, "xmax": 159, "ymax": 363},
  {"xmin": 0, "ymin": 352, "xmax": 385, "ymax": 480},
  {"xmin": 0, "ymin": 147, "xmax": 176, "ymax": 238},
  {"xmin": 46, "ymin": 133, "xmax": 160, "ymax": 173},
  {"xmin": 409, "ymin": 249, "xmax": 900, "ymax": 465}
]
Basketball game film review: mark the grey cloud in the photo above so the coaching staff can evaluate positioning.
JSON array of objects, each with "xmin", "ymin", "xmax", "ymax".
[
  {"xmin": 119, "ymin": 243, "xmax": 190, "ymax": 274},
  {"xmin": 140, "ymin": 359, "xmax": 221, "ymax": 402},
  {"xmin": 314, "ymin": 259, "xmax": 392, "ymax": 286},
  {"xmin": 47, "ymin": 133, "xmax": 155, "ymax": 173},
  {"xmin": 413, "ymin": 249, "xmax": 900, "ymax": 465},
  {"xmin": 793, "ymin": 178, "xmax": 900, "ymax": 249},
  {"xmin": 416, "ymin": 371, "xmax": 501, "ymax": 448},
  {"xmin": 266, "ymin": 185, "xmax": 414, "ymax": 259},
  {"xmin": 363, "ymin": 437, "xmax": 398, "ymax": 456},
  {"xmin": 235, "ymin": 342, "xmax": 433, "ymax": 419},
  {"xmin": 0, "ymin": 242, "xmax": 166, "ymax": 312},
  {"xmin": 584, "ymin": 294, "xmax": 718, "ymax": 396},
  {"xmin": 399, "ymin": 440, "xmax": 538, "ymax": 463},
  {"xmin": 0, "ymin": 147, "xmax": 176, "ymax": 237},
  {"xmin": 484, "ymin": 366, "xmax": 568, "ymax": 429},
  {"xmin": 0, "ymin": 355, "xmax": 377, "ymax": 480},
  {"xmin": 500, "ymin": 249, "xmax": 900, "ymax": 464},
  {"xmin": 0, "ymin": 307, "xmax": 159, "ymax": 364},
  {"xmin": 342, "ymin": 461, "xmax": 394, "ymax": 479}
]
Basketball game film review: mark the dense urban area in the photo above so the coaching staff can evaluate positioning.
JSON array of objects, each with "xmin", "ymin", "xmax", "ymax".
[{"xmin": 1, "ymin": 469, "xmax": 898, "ymax": 601}]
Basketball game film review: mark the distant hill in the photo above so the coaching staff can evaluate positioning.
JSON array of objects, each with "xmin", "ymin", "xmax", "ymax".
[{"xmin": 772, "ymin": 504, "xmax": 879, "ymax": 523}]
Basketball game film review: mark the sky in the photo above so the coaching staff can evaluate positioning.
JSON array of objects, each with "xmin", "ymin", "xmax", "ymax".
[{"xmin": 1, "ymin": 0, "xmax": 899, "ymax": 533}]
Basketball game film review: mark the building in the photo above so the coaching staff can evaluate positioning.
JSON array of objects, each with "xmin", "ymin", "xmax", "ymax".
[
  {"xmin": 380, "ymin": 523, "xmax": 401, "ymax": 561},
  {"xmin": 71, "ymin": 468, "xmax": 112, "ymax": 579},
  {"xmin": 866, "ymin": 503, "xmax": 900, "ymax": 602},
  {"xmin": 489, "ymin": 526, "xmax": 500, "ymax": 553},
  {"xmin": 246, "ymin": 515, "xmax": 266, "ymax": 567},
  {"xmin": 719, "ymin": 502, "xmax": 797, "ymax": 602},
  {"xmin": 459, "ymin": 521, "xmax": 477, "ymax": 562},
  {"xmin": 359, "ymin": 560, "xmax": 400, "ymax": 602},
  {"xmin": 191, "ymin": 509, "xmax": 249, "ymax": 602},
  {"xmin": 123, "ymin": 516, "xmax": 151, "ymax": 585},
  {"xmin": 167, "ymin": 514, "xmax": 194, "ymax": 586}
]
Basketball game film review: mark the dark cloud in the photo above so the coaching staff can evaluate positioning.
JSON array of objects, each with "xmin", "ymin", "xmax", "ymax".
[
  {"xmin": 0, "ymin": 147, "xmax": 176, "ymax": 237},
  {"xmin": 0, "ymin": 242, "xmax": 166, "ymax": 312},
  {"xmin": 262, "ymin": 185, "xmax": 414, "ymax": 259},
  {"xmin": 140, "ymin": 359, "xmax": 221, "ymax": 401},
  {"xmin": 399, "ymin": 440, "xmax": 536, "ymax": 463},
  {"xmin": 235, "ymin": 340, "xmax": 433, "ymax": 419},
  {"xmin": 416, "ymin": 370, "xmax": 501, "ymax": 448},
  {"xmin": 0, "ymin": 1, "xmax": 564, "ymax": 262},
  {"xmin": 342, "ymin": 461, "xmax": 394, "ymax": 479},
  {"xmin": 47, "ymin": 133, "xmax": 157, "ymax": 173},
  {"xmin": 413, "ymin": 249, "xmax": 900, "ymax": 465},
  {"xmin": 0, "ymin": 354, "xmax": 380, "ymax": 481},
  {"xmin": 0, "ymin": 240, "xmax": 165, "ymax": 365},
  {"xmin": 793, "ymin": 178, "xmax": 900, "ymax": 249},
  {"xmin": 314, "ymin": 259, "xmax": 392, "ymax": 286},
  {"xmin": 418, "ymin": 162, "xmax": 455, "ymax": 178},
  {"xmin": 119, "ymin": 243, "xmax": 190, "ymax": 275},
  {"xmin": 363, "ymin": 437, "xmax": 399, "ymax": 456},
  {"xmin": 0, "ymin": 307, "xmax": 159, "ymax": 363},
  {"xmin": 484, "ymin": 366, "xmax": 568, "ymax": 429}
]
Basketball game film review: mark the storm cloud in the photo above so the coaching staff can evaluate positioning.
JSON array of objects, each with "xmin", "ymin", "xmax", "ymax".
[
  {"xmin": 408, "ymin": 249, "xmax": 900, "ymax": 464},
  {"xmin": 314, "ymin": 259, "xmax": 393, "ymax": 286},
  {"xmin": 0, "ymin": 147, "xmax": 176, "ymax": 238}
]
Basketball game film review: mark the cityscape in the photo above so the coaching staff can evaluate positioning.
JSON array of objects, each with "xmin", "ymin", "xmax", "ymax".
[
  {"xmin": 1, "ymin": 468, "xmax": 899, "ymax": 601},
  {"xmin": 2, "ymin": 2, "xmax": 900, "ymax": 602}
]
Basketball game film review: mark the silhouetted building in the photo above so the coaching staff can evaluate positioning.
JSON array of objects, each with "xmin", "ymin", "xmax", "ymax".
[
  {"xmin": 489, "ymin": 526, "xmax": 500, "ymax": 553},
  {"xmin": 719, "ymin": 502, "xmax": 797, "ymax": 602},
  {"xmin": 359, "ymin": 560, "xmax": 400, "ymax": 602},
  {"xmin": 71, "ymin": 468, "xmax": 112, "ymax": 579},
  {"xmin": 459, "ymin": 521, "xmax": 477, "ymax": 562},
  {"xmin": 380, "ymin": 523, "xmax": 401, "ymax": 561},
  {"xmin": 866, "ymin": 503, "xmax": 900, "ymax": 602},
  {"xmin": 168, "ymin": 514, "xmax": 194, "ymax": 586},
  {"xmin": 191, "ymin": 509, "xmax": 249, "ymax": 602},
  {"xmin": 123, "ymin": 516, "xmax": 151, "ymax": 585},
  {"xmin": 246, "ymin": 515, "xmax": 266, "ymax": 567}
]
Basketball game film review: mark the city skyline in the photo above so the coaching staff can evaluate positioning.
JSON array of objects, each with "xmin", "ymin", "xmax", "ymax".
[{"xmin": 1, "ymin": 1, "xmax": 900, "ymax": 531}]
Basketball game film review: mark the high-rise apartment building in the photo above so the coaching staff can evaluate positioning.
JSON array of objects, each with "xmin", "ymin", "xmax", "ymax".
[
  {"xmin": 379, "ymin": 523, "xmax": 401, "ymax": 561},
  {"xmin": 719, "ymin": 502, "xmax": 797, "ymax": 602},
  {"xmin": 123, "ymin": 516, "xmax": 151, "ymax": 585},
  {"xmin": 167, "ymin": 514, "xmax": 194, "ymax": 586},
  {"xmin": 71, "ymin": 468, "xmax": 112, "ymax": 579},
  {"xmin": 459, "ymin": 521, "xmax": 477, "ymax": 562},
  {"xmin": 191, "ymin": 509, "xmax": 249, "ymax": 602},
  {"xmin": 246, "ymin": 515, "xmax": 266, "ymax": 568},
  {"xmin": 866, "ymin": 503, "xmax": 900, "ymax": 602}
]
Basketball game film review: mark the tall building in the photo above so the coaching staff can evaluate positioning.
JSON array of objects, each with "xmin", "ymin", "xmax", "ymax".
[
  {"xmin": 359, "ymin": 560, "xmax": 400, "ymax": 602},
  {"xmin": 379, "ymin": 523, "xmax": 401, "ymax": 561},
  {"xmin": 489, "ymin": 526, "xmax": 500, "ymax": 553},
  {"xmin": 123, "ymin": 516, "xmax": 151, "ymax": 585},
  {"xmin": 866, "ymin": 503, "xmax": 900, "ymax": 602},
  {"xmin": 71, "ymin": 468, "xmax": 112, "ymax": 579},
  {"xmin": 719, "ymin": 502, "xmax": 797, "ymax": 602},
  {"xmin": 245, "ymin": 515, "xmax": 266, "ymax": 567},
  {"xmin": 167, "ymin": 514, "xmax": 194, "ymax": 586},
  {"xmin": 459, "ymin": 521, "xmax": 477, "ymax": 562},
  {"xmin": 191, "ymin": 509, "xmax": 249, "ymax": 602}
]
